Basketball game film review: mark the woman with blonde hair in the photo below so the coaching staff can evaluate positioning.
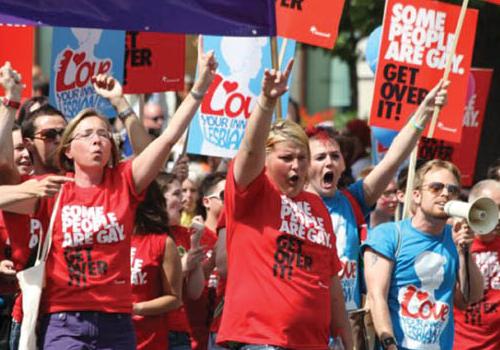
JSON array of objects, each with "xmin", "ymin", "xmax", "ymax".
[
  {"xmin": 215, "ymin": 60, "xmax": 353, "ymax": 350},
  {"xmin": 0, "ymin": 40, "xmax": 217, "ymax": 349}
]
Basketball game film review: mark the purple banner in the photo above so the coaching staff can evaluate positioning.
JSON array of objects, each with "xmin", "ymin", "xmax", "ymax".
[
  {"xmin": 0, "ymin": 0, "xmax": 276, "ymax": 36},
  {"xmin": 0, "ymin": 12, "xmax": 36, "ymax": 25}
]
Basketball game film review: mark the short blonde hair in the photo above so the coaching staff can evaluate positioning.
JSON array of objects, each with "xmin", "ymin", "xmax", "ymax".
[
  {"xmin": 266, "ymin": 119, "xmax": 310, "ymax": 157},
  {"xmin": 56, "ymin": 108, "xmax": 120, "ymax": 172},
  {"xmin": 414, "ymin": 159, "xmax": 461, "ymax": 190}
]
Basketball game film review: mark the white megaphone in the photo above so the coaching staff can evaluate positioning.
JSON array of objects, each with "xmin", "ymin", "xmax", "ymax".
[{"xmin": 444, "ymin": 197, "xmax": 499, "ymax": 235}]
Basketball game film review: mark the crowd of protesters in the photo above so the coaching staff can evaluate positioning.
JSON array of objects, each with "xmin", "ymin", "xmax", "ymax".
[{"xmin": 0, "ymin": 38, "xmax": 499, "ymax": 350}]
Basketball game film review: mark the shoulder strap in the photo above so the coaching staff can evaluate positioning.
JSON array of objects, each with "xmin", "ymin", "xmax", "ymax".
[
  {"xmin": 342, "ymin": 189, "xmax": 368, "ymax": 243},
  {"xmin": 37, "ymin": 188, "xmax": 64, "ymax": 263},
  {"xmin": 395, "ymin": 221, "xmax": 403, "ymax": 259}
]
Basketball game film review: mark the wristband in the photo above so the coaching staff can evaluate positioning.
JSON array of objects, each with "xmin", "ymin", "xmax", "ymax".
[
  {"xmin": 2, "ymin": 97, "xmax": 21, "ymax": 110},
  {"xmin": 190, "ymin": 89, "xmax": 205, "ymax": 101},
  {"xmin": 410, "ymin": 116, "xmax": 424, "ymax": 132},
  {"xmin": 117, "ymin": 107, "xmax": 135, "ymax": 122},
  {"xmin": 381, "ymin": 336, "xmax": 397, "ymax": 349}
]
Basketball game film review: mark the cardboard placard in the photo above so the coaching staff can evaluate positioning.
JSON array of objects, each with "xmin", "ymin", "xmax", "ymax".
[
  {"xmin": 276, "ymin": 0, "xmax": 345, "ymax": 49},
  {"xmin": 123, "ymin": 32, "xmax": 185, "ymax": 93},
  {"xmin": 418, "ymin": 68, "xmax": 493, "ymax": 186},
  {"xmin": 49, "ymin": 27, "xmax": 125, "ymax": 119},
  {"xmin": 369, "ymin": 0, "xmax": 478, "ymax": 143},
  {"xmin": 0, "ymin": 24, "xmax": 33, "ymax": 98},
  {"xmin": 187, "ymin": 36, "xmax": 296, "ymax": 158}
]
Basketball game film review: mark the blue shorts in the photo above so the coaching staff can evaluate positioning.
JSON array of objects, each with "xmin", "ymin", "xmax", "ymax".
[{"xmin": 40, "ymin": 311, "xmax": 136, "ymax": 350}]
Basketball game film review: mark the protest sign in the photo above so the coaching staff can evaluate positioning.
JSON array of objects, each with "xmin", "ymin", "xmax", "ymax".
[
  {"xmin": 418, "ymin": 68, "xmax": 493, "ymax": 186},
  {"xmin": 123, "ymin": 32, "xmax": 185, "ymax": 93},
  {"xmin": 49, "ymin": 27, "xmax": 125, "ymax": 119},
  {"xmin": 187, "ymin": 36, "xmax": 296, "ymax": 158},
  {"xmin": 276, "ymin": 0, "xmax": 345, "ymax": 48},
  {"xmin": 369, "ymin": 0, "xmax": 478, "ymax": 143},
  {"xmin": 0, "ymin": 23, "xmax": 33, "ymax": 98}
]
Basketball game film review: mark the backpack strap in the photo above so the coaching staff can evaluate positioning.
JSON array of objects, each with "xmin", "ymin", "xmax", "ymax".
[{"xmin": 342, "ymin": 189, "xmax": 368, "ymax": 244}]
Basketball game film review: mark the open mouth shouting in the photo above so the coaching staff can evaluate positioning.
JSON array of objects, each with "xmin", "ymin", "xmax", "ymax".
[{"xmin": 322, "ymin": 170, "xmax": 335, "ymax": 190}]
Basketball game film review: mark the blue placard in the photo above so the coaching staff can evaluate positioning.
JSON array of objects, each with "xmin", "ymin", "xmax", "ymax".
[
  {"xmin": 49, "ymin": 27, "xmax": 125, "ymax": 119},
  {"xmin": 187, "ymin": 36, "xmax": 296, "ymax": 158}
]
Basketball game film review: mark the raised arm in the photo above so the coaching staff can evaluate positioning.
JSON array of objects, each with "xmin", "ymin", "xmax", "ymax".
[
  {"xmin": 362, "ymin": 80, "xmax": 449, "ymax": 206},
  {"xmin": 131, "ymin": 37, "xmax": 218, "ymax": 194},
  {"xmin": 453, "ymin": 221, "xmax": 484, "ymax": 309},
  {"xmin": 364, "ymin": 248, "xmax": 397, "ymax": 350},
  {"xmin": 0, "ymin": 62, "xmax": 23, "ymax": 185},
  {"xmin": 233, "ymin": 59, "xmax": 294, "ymax": 189},
  {"xmin": 93, "ymin": 75, "xmax": 152, "ymax": 155},
  {"xmin": 133, "ymin": 236, "xmax": 183, "ymax": 316}
]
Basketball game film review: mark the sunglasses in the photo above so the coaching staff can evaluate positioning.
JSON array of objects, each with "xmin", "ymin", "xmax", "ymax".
[
  {"xmin": 34, "ymin": 128, "xmax": 65, "ymax": 141},
  {"xmin": 146, "ymin": 115, "xmax": 165, "ymax": 123},
  {"xmin": 421, "ymin": 182, "xmax": 460, "ymax": 196},
  {"xmin": 207, "ymin": 190, "xmax": 224, "ymax": 201}
]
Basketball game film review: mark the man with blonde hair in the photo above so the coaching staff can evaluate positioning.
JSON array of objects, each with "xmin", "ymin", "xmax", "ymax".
[{"xmin": 363, "ymin": 160, "xmax": 483, "ymax": 350}]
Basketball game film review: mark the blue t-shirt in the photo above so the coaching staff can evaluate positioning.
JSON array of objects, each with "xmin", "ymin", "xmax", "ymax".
[
  {"xmin": 362, "ymin": 219, "xmax": 459, "ymax": 350},
  {"xmin": 322, "ymin": 180, "xmax": 371, "ymax": 310}
]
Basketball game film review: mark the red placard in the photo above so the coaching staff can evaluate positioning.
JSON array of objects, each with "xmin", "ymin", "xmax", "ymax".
[
  {"xmin": 369, "ymin": 0, "xmax": 477, "ymax": 143},
  {"xmin": 123, "ymin": 32, "xmax": 185, "ymax": 93},
  {"xmin": 418, "ymin": 68, "xmax": 493, "ymax": 187},
  {"xmin": 276, "ymin": 0, "xmax": 345, "ymax": 49},
  {"xmin": 0, "ymin": 24, "xmax": 33, "ymax": 98}
]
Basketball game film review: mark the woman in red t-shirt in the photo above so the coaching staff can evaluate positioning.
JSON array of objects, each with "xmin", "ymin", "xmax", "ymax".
[
  {"xmin": 0, "ymin": 41, "xmax": 217, "ymax": 349},
  {"xmin": 157, "ymin": 173, "xmax": 205, "ymax": 350},
  {"xmin": 131, "ymin": 180, "xmax": 183, "ymax": 350},
  {"xmin": 215, "ymin": 62, "xmax": 353, "ymax": 350}
]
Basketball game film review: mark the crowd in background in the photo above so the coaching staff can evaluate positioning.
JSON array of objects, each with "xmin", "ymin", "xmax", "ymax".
[{"xmin": 0, "ymin": 40, "xmax": 499, "ymax": 350}]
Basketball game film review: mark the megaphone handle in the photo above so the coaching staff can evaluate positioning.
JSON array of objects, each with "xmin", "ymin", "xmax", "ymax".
[{"xmin": 462, "ymin": 248, "xmax": 471, "ymax": 304}]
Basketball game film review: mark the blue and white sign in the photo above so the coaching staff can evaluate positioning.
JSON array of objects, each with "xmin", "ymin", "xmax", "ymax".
[
  {"xmin": 50, "ymin": 27, "xmax": 125, "ymax": 119},
  {"xmin": 187, "ymin": 36, "xmax": 295, "ymax": 158}
]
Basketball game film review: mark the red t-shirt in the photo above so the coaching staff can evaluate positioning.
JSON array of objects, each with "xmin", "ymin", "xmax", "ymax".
[
  {"xmin": 131, "ymin": 233, "xmax": 168, "ymax": 350},
  {"xmin": 2, "ymin": 174, "xmax": 47, "ymax": 321},
  {"xmin": 164, "ymin": 225, "xmax": 192, "ymax": 333},
  {"xmin": 217, "ymin": 162, "xmax": 341, "ymax": 349},
  {"xmin": 454, "ymin": 236, "xmax": 500, "ymax": 350},
  {"xmin": 36, "ymin": 160, "xmax": 144, "ymax": 314},
  {"xmin": 185, "ymin": 226, "xmax": 218, "ymax": 350}
]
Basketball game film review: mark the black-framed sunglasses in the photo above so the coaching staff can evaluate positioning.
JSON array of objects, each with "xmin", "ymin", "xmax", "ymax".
[
  {"xmin": 147, "ymin": 115, "xmax": 165, "ymax": 123},
  {"xmin": 34, "ymin": 128, "xmax": 65, "ymax": 141},
  {"xmin": 421, "ymin": 182, "xmax": 461, "ymax": 196}
]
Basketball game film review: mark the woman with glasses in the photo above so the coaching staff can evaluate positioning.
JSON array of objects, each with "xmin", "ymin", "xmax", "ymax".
[
  {"xmin": 215, "ymin": 60, "xmax": 352, "ymax": 350},
  {"xmin": 0, "ymin": 40, "xmax": 217, "ymax": 349}
]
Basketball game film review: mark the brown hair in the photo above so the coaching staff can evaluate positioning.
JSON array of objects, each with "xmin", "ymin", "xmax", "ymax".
[
  {"xmin": 134, "ymin": 180, "xmax": 170, "ymax": 234},
  {"xmin": 56, "ymin": 108, "xmax": 120, "ymax": 172},
  {"xmin": 414, "ymin": 159, "xmax": 461, "ymax": 190},
  {"xmin": 266, "ymin": 119, "xmax": 310, "ymax": 157}
]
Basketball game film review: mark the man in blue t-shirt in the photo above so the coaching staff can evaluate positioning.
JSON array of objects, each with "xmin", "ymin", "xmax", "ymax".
[
  {"xmin": 306, "ymin": 81, "xmax": 450, "ymax": 314},
  {"xmin": 362, "ymin": 160, "xmax": 484, "ymax": 350}
]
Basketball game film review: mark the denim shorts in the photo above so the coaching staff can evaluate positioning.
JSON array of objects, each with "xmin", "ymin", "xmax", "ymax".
[
  {"xmin": 168, "ymin": 331, "xmax": 192, "ymax": 350},
  {"xmin": 40, "ymin": 311, "xmax": 136, "ymax": 350}
]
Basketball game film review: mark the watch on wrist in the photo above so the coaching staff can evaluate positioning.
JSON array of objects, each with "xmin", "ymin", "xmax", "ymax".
[
  {"xmin": 2, "ymin": 97, "xmax": 21, "ymax": 110},
  {"xmin": 381, "ymin": 336, "xmax": 397, "ymax": 349},
  {"xmin": 117, "ymin": 107, "xmax": 135, "ymax": 122}
]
